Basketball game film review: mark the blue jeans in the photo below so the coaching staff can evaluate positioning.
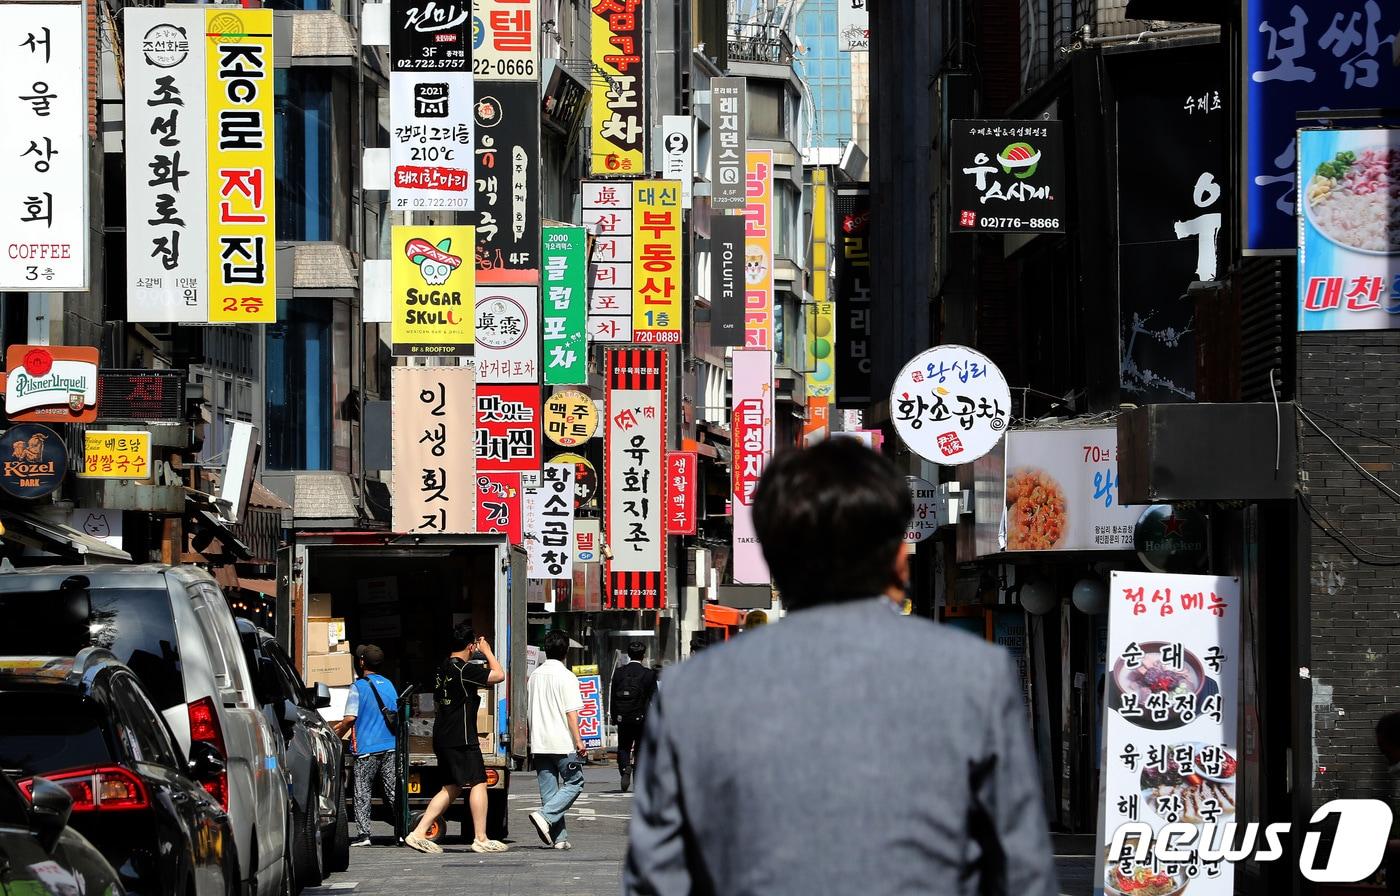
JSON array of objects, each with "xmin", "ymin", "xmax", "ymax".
[{"xmin": 535, "ymin": 753, "xmax": 584, "ymax": 843}]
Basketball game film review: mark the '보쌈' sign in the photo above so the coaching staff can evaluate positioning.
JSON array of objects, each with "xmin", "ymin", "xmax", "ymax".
[{"xmin": 891, "ymin": 345, "xmax": 1011, "ymax": 465}]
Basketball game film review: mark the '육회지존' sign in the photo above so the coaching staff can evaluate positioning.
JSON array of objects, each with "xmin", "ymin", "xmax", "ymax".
[{"xmin": 891, "ymin": 345, "xmax": 1011, "ymax": 465}]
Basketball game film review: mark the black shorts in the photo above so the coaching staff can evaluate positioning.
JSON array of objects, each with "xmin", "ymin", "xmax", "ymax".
[{"xmin": 436, "ymin": 743, "xmax": 486, "ymax": 787}]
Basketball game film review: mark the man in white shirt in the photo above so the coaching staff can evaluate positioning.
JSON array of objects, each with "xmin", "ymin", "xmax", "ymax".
[{"xmin": 526, "ymin": 629, "xmax": 586, "ymax": 849}]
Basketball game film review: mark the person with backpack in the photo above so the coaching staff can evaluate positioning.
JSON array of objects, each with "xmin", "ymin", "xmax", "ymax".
[
  {"xmin": 610, "ymin": 641, "xmax": 657, "ymax": 793},
  {"xmin": 333, "ymin": 644, "xmax": 399, "ymax": 846}
]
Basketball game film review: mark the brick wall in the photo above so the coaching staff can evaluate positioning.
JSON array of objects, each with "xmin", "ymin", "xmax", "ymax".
[{"xmin": 1296, "ymin": 330, "xmax": 1400, "ymax": 808}]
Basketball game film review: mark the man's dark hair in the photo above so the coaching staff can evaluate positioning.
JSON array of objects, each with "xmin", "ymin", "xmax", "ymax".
[
  {"xmin": 450, "ymin": 623, "xmax": 477, "ymax": 652},
  {"xmin": 1378, "ymin": 711, "xmax": 1400, "ymax": 747},
  {"xmin": 752, "ymin": 438, "xmax": 912, "ymax": 610},
  {"xmin": 627, "ymin": 641, "xmax": 647, "ymax": 661},
  {"xmin": 542, "ymin": 629, "xmax": 571, "ymax": 661},
  {"xmin": 355, "ymin": 644, "xmax": 384, "ymax": 670}
]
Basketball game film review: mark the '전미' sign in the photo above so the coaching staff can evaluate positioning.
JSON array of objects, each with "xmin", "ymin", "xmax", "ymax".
[{"xmin": 891, "ymin": 344, "xmax": 1011, "ymax": 465}]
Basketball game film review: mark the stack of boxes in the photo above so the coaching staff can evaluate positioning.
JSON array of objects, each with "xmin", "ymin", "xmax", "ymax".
[{"xmin": 304, "ymin": 592, "xmax": 354, "ymax": 688}]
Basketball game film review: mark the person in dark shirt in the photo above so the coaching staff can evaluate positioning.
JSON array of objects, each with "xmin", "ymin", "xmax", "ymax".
[
  {"xmin": 405, "ymin": 623, "xmax": 506, "ymax": 855},
  {"xmin": 610, "ymin": 641, "xmax": 657, "ymax": 792}
]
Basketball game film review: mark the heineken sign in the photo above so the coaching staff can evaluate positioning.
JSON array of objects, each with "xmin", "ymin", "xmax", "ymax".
[
  {"xmin": 1133, "ymin": 504, "xmax": 1209, "ymax": 574},
  {"xmin": 2, "ymin": 346, "xmax": 99, "ymax": 423}
]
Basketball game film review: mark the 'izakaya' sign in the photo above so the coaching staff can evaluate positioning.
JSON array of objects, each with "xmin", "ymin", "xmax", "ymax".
[{"xmin": 950, "ymin": 119, "xmax": 1066, "ymax": 234}]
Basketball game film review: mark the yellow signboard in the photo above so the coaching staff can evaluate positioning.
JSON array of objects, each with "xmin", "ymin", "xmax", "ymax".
[
  {"xmin": 390, "ymin": 225, "xmax": 475, "ymax": 356},
  {"xmin": 632, "ymin": 180, "xmax": 683, "ymax": 344},
  {"xmin": 589, "ymin": 2, "xmax": 646, "ymax": 175},
  {"xmin": 807, "ymin": 168, "xmax": 835, "ymax": 396},
  {"xmin": 80, "ymin": 430, "xmax": 152, "ymax": 479},
  {"xmin": 571, "ymin": 664, "xmax": 598, "ymax": 676},
  {"xmin": 744, "ymin": 150, "xmax": 774, "ymax": 350},
  {"xmin": 206, "ymin": 10, "xmax": 277, "ymax": 323}
]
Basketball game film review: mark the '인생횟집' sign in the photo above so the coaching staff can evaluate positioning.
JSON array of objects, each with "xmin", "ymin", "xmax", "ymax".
[
  {"xmin": 732, "ymin": 349, "xmax": 773, "ymax": 585},
  {"xmin": 632, "ymin": 180, "xmax": 683, "ymax": 345},
  {"xmin": 744, "ymin": 151, "xmax": 775, "ymax": 350},
  {"xmin": 391, "ymin": 366, "xmax": 476, "ymax": 533},
  {"xmin": 589, "ymin": 0, "xmax": 646, "ymax": 175},
  {"xmin": 582, "ymin": 180, "xmax": 634, "ymax": 344},
  {"xmin": 541, "ymin": 225, "xmax": 588, "ymax": 384},
  {"xmin": 1000, "ymin": 426, "xmax": 1140, "ymax": 552},
  {"xmin": 0, "ymin": 0, "xmax": 88, "ymax": 292},
  {"xmin": 950, "ymin": 119, "xmax": 1065, "ymax": 235},
  {"xmin": 3, "ymin": 345, "xmax": 98, "ymax": 423},
  {"xmin": 891, "ymin": 345, "xmax": 1011, "ymax": 465},
  {"xmin": 79, "ymin": 431, "xmax": 151, "ymax": 480},
  {"xmin": 525, "ymin": 461, "xmax": 575, "ymax": 579},
  {"xmin": 473, "ymin": 287, "xmax": 538, "ymax": 382},
  {"xmin": 391, "ymin": 225, "xmax": 475, "ymax": 356},
  {"xmin": 1098, "ymin": 570, "xmax": 1240, "ymax": 896},
  {"xmin": 1297, "ymin": 128, "xmax": 1400, "ymax": 330},
  {"xmin": 606, "ymin": 349, "xmax": 666, "ymax": 610}
]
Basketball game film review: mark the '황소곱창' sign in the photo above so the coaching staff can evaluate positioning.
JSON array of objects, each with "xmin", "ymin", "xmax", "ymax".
[{"xmin": 891, "ymin": 345, "xmax": 1011, "ymax": 465}]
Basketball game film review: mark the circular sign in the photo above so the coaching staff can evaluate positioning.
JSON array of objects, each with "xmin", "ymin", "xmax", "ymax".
[
  {"xmin": 1134, "ymin": 505, "xmax": 1209, "ymax": 574},
  {"xmin": 543, "ymin": 391, "xmax": 599, "ymax": 448},
  {"xmin": 0, "ymin": 423, "xmax": 67, "ymax": 500},
  {"xmin": 475, "ymin": 294, "xmax": 528, "ymax": 350},
  {"xmin": 474, "ymin": 95, "xmax": 502, "ymax": 128},
  {"xmin": 890, "ymin": 345, "xmax": 1011, "ymax": 465},
  {"xmin": 142, "ymin": 24, "xmax": 190, "ymax": 68},
  {"xmin": 548, "ymin": 452, "xmax": 597, "ymax": 509},
  {"xmin": 904, "ymin": 476, "xmax": 939, "ymax": 544}
]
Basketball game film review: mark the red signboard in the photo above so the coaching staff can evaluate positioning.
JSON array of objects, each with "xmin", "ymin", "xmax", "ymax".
[
  {"xmin": 476, "ymin": 471, "xmax": 523, "ymax": 544},
  {"xmin": 665, "ymin": 450, "xmax": 696, "ymax": 535},
  {"xmin": 475, "ymin": 384, "xmax": 541, "ymax": 474}
]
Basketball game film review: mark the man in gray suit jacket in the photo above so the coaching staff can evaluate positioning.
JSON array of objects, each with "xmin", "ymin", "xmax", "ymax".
[{"xmin": 623, "ymin": 437, "xmax": 1057, "ymax": 895}]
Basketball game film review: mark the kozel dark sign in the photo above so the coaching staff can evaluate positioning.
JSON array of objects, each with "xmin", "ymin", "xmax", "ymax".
[
  {"xmin": 950, "ymin": 119, "xmax": 1066, "ymax": 235},
  {"xmin": 0, "ymin": 423, "xmax": 68, "ymax": 500}
]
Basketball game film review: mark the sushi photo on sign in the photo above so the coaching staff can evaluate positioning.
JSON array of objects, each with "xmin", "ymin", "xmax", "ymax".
[{"xmin": 950, "ymin": 119, "xmax": 1067, "ymax": 235}]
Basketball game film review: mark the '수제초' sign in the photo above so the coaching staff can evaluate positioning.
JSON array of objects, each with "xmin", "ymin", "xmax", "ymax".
[
  {"xmin": 891, "ymin": 345, "xmax": 1011, "ymax": 465},
  {"xmin": 950, "ymin": 119, "xmax": 1065, "ymax": 235}
]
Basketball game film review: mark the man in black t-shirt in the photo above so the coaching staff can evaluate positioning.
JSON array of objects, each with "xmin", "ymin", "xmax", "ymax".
[
  {"xmin": 610, "ymin": 641, "xmax": 657, "ymax": 792},
  {"xmin": 405, "ymin": 624, "xmax": 507, "ymax": 855}
]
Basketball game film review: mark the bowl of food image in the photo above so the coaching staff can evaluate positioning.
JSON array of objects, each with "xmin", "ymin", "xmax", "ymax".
[
  {"xmin": 1303, "ymin": 145, "xmax": 1400, "ymax": 257},
  {"xmin": 1140, "ymin": 744, "xmax": 1237, "ymax": 824},
  {"xmin": 1104, "ymin": 851, "xmax": 1189, "ymax": 896},
  {"xmin": 1005, "ymin": 467, "xmax": 1067, "ymax": 551},
  {"xmin": 1110, "ymin": 641, "xmax": 1212, "ymax": 730},
  {"xmin": 1191, "ymin": 743, "xmax": 1238, "ymax": 787}
]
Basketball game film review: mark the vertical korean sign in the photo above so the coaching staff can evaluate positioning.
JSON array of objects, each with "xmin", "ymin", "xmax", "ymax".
[
  {"xmin": 473, "ymin": 81, "xmax": 540, "ymax": 282},
  {"xmin": 590, "ymin": 0, "xmax": 646, "ymax": 175},
  {"xmin": 1099, "ymin": 571, "xmax": 1240, "ymax": 895},
  {"xmin": 711, "ymin": 78, "xmax": 747, "ymax": 210},
  {"xmin": 206, "ymin": 10, "xmax": 276, "ymax": 323},
  {"xmin": 125, "ymin": 9, "xmax": 207, "ymax": 322},
  {"xmin": 541, "ymin": 225, "xmax": 588, "ymax": 384},
  {"xmin": 471, "ymin": 0, "xmax": 538, "ymax": 80},
  {"xmin": 476, "ymin": 471, "xmax": 523, "ymax": 542},
  {"xmin": 807, "ymin": 167, "xmax": 835, "ymax": 396},
  {"xmin": 664, "ymin": 451, "xmax": 696, "ymax": 535},
  {"xmin": 744, "ymin": 151, "xmax": 774, "ymax": 350},
  {"xmin": 731, "ymin": 349, "xmax": 772, "ymax": 585},
  {"xmin": 391, "ymin": 224, "xmax": 475, "ymax": 355},
  {"xmin": 632, "ymin": 180, "xmax": 682, "ymax": 344},
  {"xmin": 0, "ymin": 0, "xmax": 87, "ymax": 291},
  {"xmin": 392, "ymin": 366, "xmax": 477, "ymax": 533},
  {"xmin": 390, "ymin": 0, "xmax": 474, "ymax": 211},
  {"xmin": 834, "ymin": 186, "xmax": 872, "ymax": 407},
  {"xmin": 582, "ymin": 181, "xmax": 634, "ymax": 343},
  {"xmin": 605, "ymin": 349, "xmax": 667, "ymax": 609},
  {"xmin": 526, "ymin": 462, "xmax": 575, "ymax": 579}
]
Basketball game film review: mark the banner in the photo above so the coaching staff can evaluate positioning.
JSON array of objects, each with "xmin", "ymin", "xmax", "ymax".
[
  {"xmin": 472, "ymin": 0, "xmax": 538, "ymax": 80},
  {"xmin": 476, "ymin": 470, "xmax": 523, "ymax": 543},
  {"xmin": 79, "ymin": 431, "xmax": 152, "ymax": 480},
  {"xmin": 632, "ymin": 180, "xmax": 683, "ymax": 344},
  {"xmin": 1099, "ymin": 571, "xmax": 1241, "ymax": 896},
  {"xmin": 473, "ymin": 80, "xmax": 539, "ymax": 282},
  {"xmin": 1297, "ymin": 127, "xmax": 1400, "ymax": 330},
  {"xmin": 744, "ymin": 151, "xmax": 774, "ymax": 350},
  {"xmin": 391, "ymin": 366, "xmax": 476, "ymax": 533},
  {"xmin": 582, "ymin": 181, "xmax": 634, "ymax": 343},
  {"xmin": 474, "ymin": 286, "xmax": 538, "ymax": 382},
  {"xmin": 710, "ymin": 213, "xmax": 745, "ymax": 346},
  {"xmin": 390, "ymin": 0, "xmax": 473, "ymax": 212},
  {"xmin": 124, "ymin": 8, "xmax": 207, "ymax": 321},
  {"xmin": 732, "ymin": 349, "xmax": 772, "ymax": 584},
  {"xmin": 576, "ymin": 674, "xmax": 603, "ymax": 749},
  {"xmin": 206, "ymin": 10, "xmax": 276, "ymax": 323},
  {"xmin": 0, "ymin": 0, "xmax": 87, "ymax": 292},
  {"xmin": 838, "ymin": 0, "xmax": 869, "ymax": 51},
  {"xmin": 711, "ymin": 78, "xmax": 747, "ymax": 209},
  {"xmin": 660, "ymin": 116, "xmax": 693, "ymax": 209},
  {"xmin": 541, "ymin": 225, "xmax": 588, "ymax": 384},
  {"xmin": 589, "ymin": 0, "xmax": 646, "ymax": 175},
  {"xmin": 834, "ymin": 186, "xmax": 872, "ymax": 407},
  {"xmin": 665, "ymin": 451, "xmax": 696, "ymax": 535},
  {"xmin": 949, "ymin": 120, "xmax": 1066, "ymax": 235},
  {"xmin": 475, "ymin": 383, "xmax": 540, "ymax": 474},
  {"xmin": 391, "ymin": 224, "xmax": 475, "ymax": 356},
  {"xmin": 1244, "ymin": 0, "xmax": 1400, "ymax": 252},
  {"xmin": 605, "ymin": 348, "xmax": 667, "ymax": 609},
  {"xmin": 1001, "ymin": 427, "xmax": 1139, "ymax": 552},
  {"xmin": 526, "ymin": 462, "xmax": 575, "ymax": 579},
  {"xmin": 807, "ymin": 167, "xmax": 835, "ymax": 396}
]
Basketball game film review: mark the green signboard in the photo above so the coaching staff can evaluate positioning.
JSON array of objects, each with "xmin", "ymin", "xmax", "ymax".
[{"xmin": 541, "ymin": 225, "xmax": 588, "ymax": 385}]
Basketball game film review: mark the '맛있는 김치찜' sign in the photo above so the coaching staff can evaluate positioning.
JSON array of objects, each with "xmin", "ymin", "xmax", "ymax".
[{"xmin": 891, "ymin": 345, "xmax": 1011, "ymax": 465}]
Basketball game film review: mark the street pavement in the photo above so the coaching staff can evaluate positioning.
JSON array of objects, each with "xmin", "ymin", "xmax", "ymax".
[{"xmin": 310, "ymin": 763, "xmax": 1095, "ymax": 895}]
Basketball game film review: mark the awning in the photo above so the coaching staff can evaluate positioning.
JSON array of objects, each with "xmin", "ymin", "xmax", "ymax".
[{"xmin": 0, "ymin": 509, "xmax": 131, "ymax": 562}]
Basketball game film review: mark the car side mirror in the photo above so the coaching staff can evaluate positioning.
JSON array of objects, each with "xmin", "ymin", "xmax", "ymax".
[
  {"xmin": 187, "ymin": 740, "xmax": 226, "ymax": 784},
  {"xmin": 28, "ymin": 776, "xmax": 72, "ymax": 852},
  {"xmin": 311, "ymin": 682, "xmax": 332, "ymax": 709}
]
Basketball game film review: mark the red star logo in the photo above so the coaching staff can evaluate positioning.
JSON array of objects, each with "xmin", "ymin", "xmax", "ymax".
[{"xmin": 1163, "ymin": 513, "xmax": 1184, "ymax": 536}]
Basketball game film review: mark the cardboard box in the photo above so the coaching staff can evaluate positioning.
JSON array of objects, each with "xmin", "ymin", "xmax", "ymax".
[
  {"xmin": 408, "ymin": 735, "xmax": 434, "ymax": 756},
  {"xmin": 476, "ymin": 706, "xmax": 495, "ymax": 752},
  {"xmin": 305, "ymin": 652, "xmax": 354, "ymax": 688},
  {"xmin": 307, "ymin": 617, "xmax": 347, "ymax": 655},
  {"xmin": 308, "ymin": 592, "xmax": 333, "ymax": 618}
]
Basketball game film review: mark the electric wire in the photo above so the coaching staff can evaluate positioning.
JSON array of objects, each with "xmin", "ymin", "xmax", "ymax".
[
  {"xmin": 1297, "ymin": 406, "xmax": 1400, "ymax": 507},
  {"xmin": 1297, "ymin": 492, "xmax": 1400, "ymax": 566}
]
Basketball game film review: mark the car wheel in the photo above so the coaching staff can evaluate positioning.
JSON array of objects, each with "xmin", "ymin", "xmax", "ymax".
[
  {"xmin": 291, "ymin": 803, "xmax": 323, "ymax": 889},
  {"xmin": 408, "ymin": 811, "xmax": 445, "ymax": 843},
  {"xmin": 324, "ymin": 798, "xmax": 350, "ymax": 873}
]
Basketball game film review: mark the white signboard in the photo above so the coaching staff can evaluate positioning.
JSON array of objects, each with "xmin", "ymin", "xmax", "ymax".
[
  {"xmin": 69, "ymin": 508, "xmax": 123, "ymax": 550},
  {"xmin": 0, "ymin": 1, "xmax": 88, "ymax": 291},
  {"xmin": 838, "ymin": 0, "xmax": 869, "ymax": 51},
  {"xmin": 472, "ymin": 0, "xmax": 538, "ymax": 81},
  {"xmin": 1002, "ymin": 426, "xmax": 1140, "ymax": 552},
  {"xmin": 660, "ymin": 115, "xmax": 693, "ymax": 209},
  {"xmin": 1099, "ymin": 570, "xmax": 1240, "ymax": 896},
  {"xmin": 904, "ymin": 476, "xmax": 938, "ymax": 544},
  {"xmin": 124, "ymin": 8, "xmax": 208, "ymax": 321},
  {"xmin": 390, "ymin": 71, "xmax": 475, "ymax": 211},
  {"xmin": 582, "ymin": 180, "xmax": 634, "ymax": 344},
  {"xmin": 526, "ymin": 462, "xmax": 574, "ymax": 579},
  {"xmin": 891, "ymin": 344, "xmax": 1011, "ymax": 465},
  {"xmin": 474, "ymin": 286, "xmax": 539, "ymax": 383},
  {"xmin": 606, "ymin": 375, "xmax": 663, "ymax": 574}
]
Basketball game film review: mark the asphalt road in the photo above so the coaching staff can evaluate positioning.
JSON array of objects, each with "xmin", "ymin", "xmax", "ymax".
[{"xmin": 308, "ymin": 763, "xmax": 1096, "ymax": 895}]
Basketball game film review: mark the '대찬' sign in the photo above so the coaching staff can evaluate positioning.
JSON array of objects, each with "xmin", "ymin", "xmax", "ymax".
[{"xmin": 891, "ymin": 344, "xmax": 1011, "ymax": 465}]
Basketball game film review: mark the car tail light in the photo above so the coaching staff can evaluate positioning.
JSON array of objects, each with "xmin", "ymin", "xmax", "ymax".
[
  {"xmin": 18, "ymin": 766, "xmax": 149, "ymax": 812},
  {"xmin": 188, "ymin": 696, "xmax": 229, "ymax": 809}
]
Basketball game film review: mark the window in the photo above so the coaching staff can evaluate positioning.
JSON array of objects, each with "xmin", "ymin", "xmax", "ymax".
[
  {"xmin": 109, "ymin": 671, "xmax": 182, "ymax": 768},
  {"xmin": 275, "ymin": 69, "xmax": 334, "ymax": 241},
  {"xmin": 0, "ymin": 693, "xmax": 112, "ymax": 776},
  {"xmin": 748, "ymin": 80, "xmax": 785, "ymax": 139},
  {"xmin": 266, "ymin": 300, "xmax": 334, "ymax": 470}
]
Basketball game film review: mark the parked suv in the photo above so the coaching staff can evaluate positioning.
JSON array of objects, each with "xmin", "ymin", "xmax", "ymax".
[
  {"xmin": 0, "ymin": 564, "xmax": 291, "ymax": 896},
  {"xmin": 237, "ymin": 618, "xmax": 350, "ymax": 886}
]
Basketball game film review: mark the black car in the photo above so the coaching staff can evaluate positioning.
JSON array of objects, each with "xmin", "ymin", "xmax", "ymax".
[
  {"xmin": 0, "ymin": 649, "xmax": 238, "ymax": 896},
  {"xmin": 236, "ymin": 619, "xmax": 349, "ymax": 887},
  {"xmin": 0, "ymin": 768, "xmax": 126, "ymax": 896}
]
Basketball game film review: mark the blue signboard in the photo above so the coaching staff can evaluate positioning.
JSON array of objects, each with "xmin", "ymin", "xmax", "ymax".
[{"xmin": 1244, "ymin": 0, "xmax": 1400, "ymax": 252}]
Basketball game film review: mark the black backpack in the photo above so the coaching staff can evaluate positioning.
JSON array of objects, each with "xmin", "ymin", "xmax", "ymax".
[{"xmin": 611, "ymin": 663, "xmax": 655, "ymax": 720}]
